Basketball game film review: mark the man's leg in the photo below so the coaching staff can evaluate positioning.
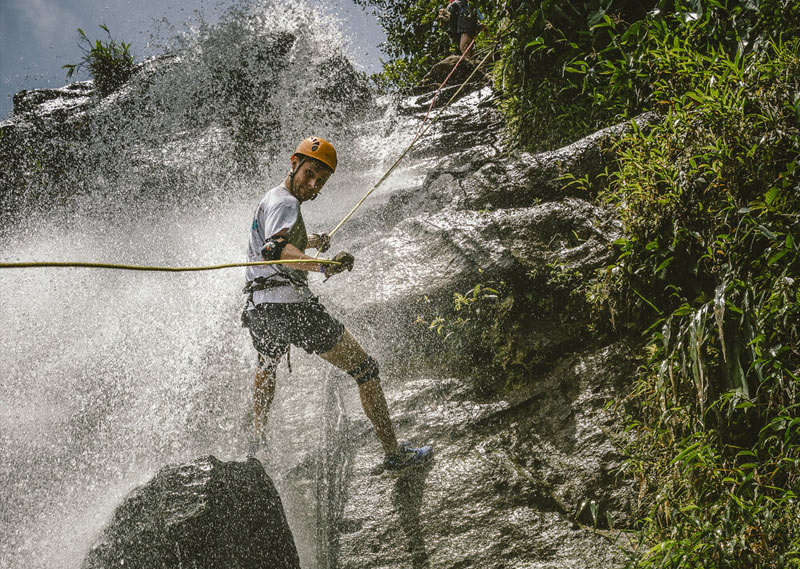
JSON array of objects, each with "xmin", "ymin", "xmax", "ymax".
[
  {"xmin": 460, "ymin": 32, "xmax": 475, "ymax": 59},
  {"xmin": 320, "ymin": 329, "xmax": 399, "ymax": 454},
  {"xmin": 358, "ymin": 377, "xmax": 399, "ymax": 455},
  {"xmin": 253, "ymin": 358, "xmax": 278, "ymax": 438}
]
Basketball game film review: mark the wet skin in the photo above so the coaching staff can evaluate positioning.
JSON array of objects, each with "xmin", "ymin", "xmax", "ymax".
[{"xmin": 286, "ymin": 155, "xmax": 331, "ymax": 202}]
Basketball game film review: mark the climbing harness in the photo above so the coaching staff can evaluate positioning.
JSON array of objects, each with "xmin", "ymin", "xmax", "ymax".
[{"xmin": 242, "ymin": 273, "xmax": 305, "ymax": 300}]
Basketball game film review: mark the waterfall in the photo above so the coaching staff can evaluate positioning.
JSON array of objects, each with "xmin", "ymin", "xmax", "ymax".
[{"xmin": 0, "ymin": 2, "xmax": 422, "ymax": 567}]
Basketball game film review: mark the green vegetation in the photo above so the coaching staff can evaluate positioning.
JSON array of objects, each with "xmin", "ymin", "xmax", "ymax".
[
  {"xmin": 416, "ymin": 260, "xmax": 594, "ymax": 392},
  {"xmin": 371, "ymin": 0, "xmax": 800, "ymax": 566},
  {"xmin": 63, "ymin": 24, "xmax": 134, "ymax": 96},
  {"xmin": 359, "ymin": 0, "xmax": 800, "ymax": 150},
  {"xmin": 596, "ymin": 34, "xmax": 800, "ymax": 569}
]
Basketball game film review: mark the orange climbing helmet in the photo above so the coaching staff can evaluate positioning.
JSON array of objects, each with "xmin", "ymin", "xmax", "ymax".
[{"xmin": 293, "ymin": 136, "xmax": 337, "ymax": 173}]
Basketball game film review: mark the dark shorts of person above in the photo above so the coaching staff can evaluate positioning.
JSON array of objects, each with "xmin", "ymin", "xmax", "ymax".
[
  {"xmin": 448, "ymin": 1, "xmax": 478, "ymax": 43},
  {"xmin": 457, "ymin": 12, "xmax": 478, "ymax": 35},
  {"xmin": 244, "ymin": 300, "xmax": 345, "ymax": 369}
]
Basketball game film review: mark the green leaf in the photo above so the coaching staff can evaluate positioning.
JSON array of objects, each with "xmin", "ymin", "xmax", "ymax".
[
  {"xmin": 671, "ymin": 441, "xmax": 702, "ymax": 465},
  {"xmin": 767, "ymin": 249, "xmax": 789, "ymax": 265},
  {"xmin": 759, "ymin": 225, "xmax": 778, "ymax": 241},
  {"xmin": 764, "ymin": 186, "xmax": 780, "ymax": 205},
  {"xmin": 729, "ymin": 492, "xmax": 746, "ymax": 509},
  {"xmin": 655, "ymin": 256, "xmax": 674, "ymax": 273}
]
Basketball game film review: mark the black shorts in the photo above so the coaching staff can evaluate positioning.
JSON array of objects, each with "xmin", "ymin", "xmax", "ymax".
[
  {"xmin": 457, "ymin": 12, "xmax": 478, "ymax": 35},
  {"xmin": 448, "ymin": 0, "xmax": 478, "ymax": 43},
  {"xmin": 244, "ymin": 301, "xmax": 345, "ymax": 369}
]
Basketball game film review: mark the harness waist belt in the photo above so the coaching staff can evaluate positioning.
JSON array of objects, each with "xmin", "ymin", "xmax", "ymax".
[{"xmin": 243, "ymin": 276, "xmax": 294, "ymax": 295}]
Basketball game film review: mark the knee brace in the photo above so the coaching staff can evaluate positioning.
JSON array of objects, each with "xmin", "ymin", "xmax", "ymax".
[{"xmin": 347, "ymin": 355, "xmax": 380, "ymax": 385}]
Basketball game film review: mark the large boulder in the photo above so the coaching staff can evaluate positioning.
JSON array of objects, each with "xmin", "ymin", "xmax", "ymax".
[{"xmin": 82, "ymin": 456, "xmax": 300, "ymax": 569}]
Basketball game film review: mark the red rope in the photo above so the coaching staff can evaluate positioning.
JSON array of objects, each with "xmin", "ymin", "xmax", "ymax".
[{"xmin": 415, "ymin": 36, "xmax": 478, "ymax": 137}]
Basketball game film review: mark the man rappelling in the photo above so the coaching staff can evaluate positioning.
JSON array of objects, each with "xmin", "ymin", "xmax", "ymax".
[{"xmin": 241, "ymin": 136, "xmax": 433, "ymax": 473}]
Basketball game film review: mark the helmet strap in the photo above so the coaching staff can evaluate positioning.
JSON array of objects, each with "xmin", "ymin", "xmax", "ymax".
[{"xmin": 288, "ymin": 155, "xmax": 307, "ymax": 198}]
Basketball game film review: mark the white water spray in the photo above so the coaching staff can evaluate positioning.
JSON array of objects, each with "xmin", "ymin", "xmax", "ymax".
[{"xmin": 0, "ymin": 2, "xmax": 421, "ymax": 567}]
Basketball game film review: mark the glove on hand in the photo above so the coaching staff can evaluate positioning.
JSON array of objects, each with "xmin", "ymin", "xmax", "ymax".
[
  {"xmin": 309, "ymin": 233, "xmax": 331, "ymax": 253},
  {"xmin": 323, "ymin": 251, "xmax": 354, "ymax": 278}
]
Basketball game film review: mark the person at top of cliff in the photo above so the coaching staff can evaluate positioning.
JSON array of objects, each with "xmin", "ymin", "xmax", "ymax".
[
  {"xmin": 438, "ymin": 0, "xmax": 484, "ymax": 60},
  {"xmin": 241, "ymin": 136, "xmax": 433, "ymax": 473}
]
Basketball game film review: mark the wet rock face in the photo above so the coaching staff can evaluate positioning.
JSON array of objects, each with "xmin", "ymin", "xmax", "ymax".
[
  {"xmin": 311, "ymin": 87, "xmax": 650, "ymax": 568},
  {"xmin": 337, "ymin": 89, "xmax": 653, "ymax": 379},
  {"xmin": 12, "ymin": 82, "xmax": 94, "ymax": 117},
  {"xmin": 82, "ymin": 456, "xmax": 300, "ymax": 569},
  {"xmin": 334, "ymin": 344, "xmax": 635, "ymax": 569}
]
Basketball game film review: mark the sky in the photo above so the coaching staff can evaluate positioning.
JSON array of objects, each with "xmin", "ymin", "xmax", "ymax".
[{"xmin": 0, "ymin": 0, "xmax": 386, "ymax": 120}]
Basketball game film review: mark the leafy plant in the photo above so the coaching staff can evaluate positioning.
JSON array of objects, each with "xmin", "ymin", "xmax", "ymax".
[
  {"xmin": 372, "ymin": 0, "xmax": 800, "ymax": 564},
  {"xmin": 63, "ymin": 24, "xmax": 134, "ymax": 96},
  {"xmin": 416, "ymin": 281, "xmax": 507, "ymax": 370},
  {"xmin": 418, "ymin": 257, "xmax": 598, "ymax": 393},
  {"xmin": 594, "ymin": 31, "xmax": 800, "ymax": 569}
]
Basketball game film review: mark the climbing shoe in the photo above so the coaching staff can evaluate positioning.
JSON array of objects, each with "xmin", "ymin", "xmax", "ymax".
[{"xmin": 383, "ymin": 441, "xmax": 434, "ymax": 473}]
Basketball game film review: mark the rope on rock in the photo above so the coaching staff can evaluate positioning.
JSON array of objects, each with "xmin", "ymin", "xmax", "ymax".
[
  {"xmin": 317, "ymin": 43, "xmax": 497, "ymax": 256},
  {"xmin": 415, "ymin": 36, "xmax": 477, "ymax": 138},
  {"xmin": 2, "ymin": 40, "xmax": 498, "ymax": 273}
]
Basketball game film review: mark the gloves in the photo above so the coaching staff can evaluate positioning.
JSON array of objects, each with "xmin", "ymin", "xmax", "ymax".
[
  {"xmin": 309, "ymin": 233, "xmax": 331, "ymax": 253},
  {"xmin": 323, "ymin": 251, "xmax": 354, "ymax": 278}
]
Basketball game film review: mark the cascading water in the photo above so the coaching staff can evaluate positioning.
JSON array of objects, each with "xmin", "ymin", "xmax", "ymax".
[{"xmin": 0, "ymin": 2, "xmax": 424, "ymax": 567}]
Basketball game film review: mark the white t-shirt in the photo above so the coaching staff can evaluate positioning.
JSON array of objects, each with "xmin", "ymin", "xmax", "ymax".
[{"xmin": 245, "ymin": 184, "xmax": 314, "ymax": 305}]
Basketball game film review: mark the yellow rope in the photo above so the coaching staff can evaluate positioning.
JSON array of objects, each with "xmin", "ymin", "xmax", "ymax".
[
  {"xmin": 315, "ymin": 45, "xmax": 497, "ymax": 257},
  {"xmin": 0, "ymin": 259, "xmax": 340, "ymax": 272},
  {"xmin": 2, "ymin": 45, "xmax": 498, "ymax": 273}
]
